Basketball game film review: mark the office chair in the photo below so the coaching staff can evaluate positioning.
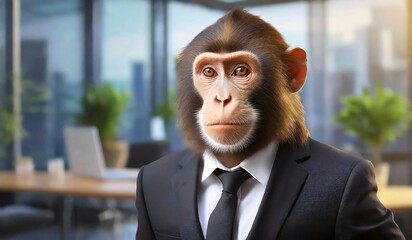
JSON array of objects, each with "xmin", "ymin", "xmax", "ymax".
[
  {"xmin": 126, "ymin": 140, "xmax": 168, "ymax": 169},
  {"xmin": 0, "ymin": 204, "xmax": 54, "ymax": 237}
]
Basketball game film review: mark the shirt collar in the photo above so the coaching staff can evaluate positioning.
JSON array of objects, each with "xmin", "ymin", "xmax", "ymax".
[{"xmin": 201, "ymin": 141, "xmax": 278, "ymax": 185}]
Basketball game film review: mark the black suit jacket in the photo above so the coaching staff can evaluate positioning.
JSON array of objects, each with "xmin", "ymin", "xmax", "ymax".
[{"xmin": 135, "ymin": 139, "xmax": 405, "ymax": 240}]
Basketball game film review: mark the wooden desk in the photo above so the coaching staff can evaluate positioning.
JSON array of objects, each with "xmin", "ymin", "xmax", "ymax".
[
  {"xmin": 0, "ymin": 172, "xmax": 411, "ymax": 213},
  {"xmin": 0, "ymin": 172, "xmax": 136, "ymax": 200},
  {"xmin": 378, "ymin": 186, "xmax": 412, "ymax": 213},
  {"xmin": 0, "ymin": 171, "xmax": 137, "ymax": 239}
]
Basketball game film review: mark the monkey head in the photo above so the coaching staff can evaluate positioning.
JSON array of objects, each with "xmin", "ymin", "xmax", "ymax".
[{"xmin": 177, "ymin": 8, "xmax": 309, "ymax": 158}]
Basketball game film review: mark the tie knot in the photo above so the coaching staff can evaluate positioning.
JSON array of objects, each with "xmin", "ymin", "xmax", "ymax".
[{"xmin": 214, "ymin": 168, "xmax": 251, "ymax": 194}]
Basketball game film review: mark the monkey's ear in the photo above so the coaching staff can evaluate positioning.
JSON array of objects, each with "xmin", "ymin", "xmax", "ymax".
[{"xmin": 285, "ymin": 47, "xmax": 307, "ymax": 92}]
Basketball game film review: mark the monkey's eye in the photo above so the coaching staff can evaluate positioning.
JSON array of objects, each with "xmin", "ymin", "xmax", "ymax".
[
  {"xmin": 202, "ymin": 67, "xmax": 216, "ymax": 77},
  {"xmin": 233, "ymin": 66, "xmax": 250, "ymax": 77}
]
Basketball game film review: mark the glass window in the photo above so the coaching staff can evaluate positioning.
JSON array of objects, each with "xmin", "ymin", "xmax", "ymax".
[
  {"xmin": 249, "ymin": 3, "xmax": 309, "ymax": 48},
  {"xmin": 0, "ymin": 0, "xmax": 6, "ymax": 168},
  {"xmin": 100, "ymin": 0, "xmax": 151, "ymax": 142},
  {"xmin": 20, "ymin": 0, "xmax": 84, "ymax": 168},
  {"xmin": 0, "ymin": 0, "xmax": 4, "ymax": 82},
  {"xmin": 0, "ymin": 0, "xmax": 5, "ymax": 100},
  {"xmin": 324, "ymin": 0, "xmax": 408, "ymax": 152}
]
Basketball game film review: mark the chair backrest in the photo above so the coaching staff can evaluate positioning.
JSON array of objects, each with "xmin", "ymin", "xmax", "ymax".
[
  {"xmin": 0, "ymin": 205, "xmax": 53, "ymax": 236},
  {"xmin": 126, "ymin": 140, "xmax": 168, "ymax": 168}
]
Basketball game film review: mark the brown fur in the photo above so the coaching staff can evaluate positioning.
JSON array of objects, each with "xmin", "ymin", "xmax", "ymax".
[{"xmin": 177, "ymin": 8, "xmax": 309, "ymax": 155}]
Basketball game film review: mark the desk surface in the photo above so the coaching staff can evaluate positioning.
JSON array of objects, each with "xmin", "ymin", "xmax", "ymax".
[
  {"xmin": 0, "ymin": 172, "xmax": 411, "ymax": 212},
  {"xmin": 0, "ymin": 172, "xmax": 136, "ymax": 200},
  {"xmin": 377, "ymin": 186, "xmax": 412, "ymax": 213}
]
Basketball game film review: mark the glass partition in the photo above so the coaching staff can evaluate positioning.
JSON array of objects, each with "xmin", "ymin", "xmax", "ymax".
[
  {"xmin": 0, "ymin": 0, "xmax": 6, "ymax": 168},
  {"xmin": 324, "ymin": 0, "xmax": 409, "ymax": 152},
  {"xmin": 100, "ymin": 0, "xmax": 152, "ymax": 142},
  {"xmin": 20, "ymin": 0, "xmax": 84, "ymax": 167},
  {"xmin": 0, "ymin": 0, "xmax": 4, "ymax": 82}
]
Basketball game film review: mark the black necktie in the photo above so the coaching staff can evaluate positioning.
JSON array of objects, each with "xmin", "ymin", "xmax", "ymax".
[{"xmin": 206, "ymin": 168, "xmax": 251, "ymax": 240}]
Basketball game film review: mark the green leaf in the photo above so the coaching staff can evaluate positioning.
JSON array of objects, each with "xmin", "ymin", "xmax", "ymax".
[
  {"xmin": 74, "ymin": 84, "xmax": 130, "ymax": 144},
  {"xmin": 334, "ymin": 85, "xmax": 412, "ymax": 150}
]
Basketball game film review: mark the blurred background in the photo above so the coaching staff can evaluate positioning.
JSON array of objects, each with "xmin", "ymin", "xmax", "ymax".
[{"xmin": 0, "ymin": 0, "xmax": 411, "ymax": 239}]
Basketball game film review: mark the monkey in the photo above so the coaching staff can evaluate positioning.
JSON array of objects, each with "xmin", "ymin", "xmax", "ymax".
[
  {"xmin": 135, "ymin": 8, "xmax": 405, "ymax": 240},
  {"xmin": 177, "ymin": 8, "xmax": 308, "ymax": 167}
]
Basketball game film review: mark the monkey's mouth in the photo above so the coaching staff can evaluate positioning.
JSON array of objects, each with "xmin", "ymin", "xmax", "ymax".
[
  {"xmin": 205, "ymin": 123, "xmax": 252, "ymax": 130},
  {"xmin": 203, "ymin": 122, "xmax": 253, "ymax": 146},
  {"xmin": 197, "ymin": 108, "xmax": 259, "ymax": 150},
  {"xmin": 204, "ymin": 122, "xmax": 252, "ymax": 132}
]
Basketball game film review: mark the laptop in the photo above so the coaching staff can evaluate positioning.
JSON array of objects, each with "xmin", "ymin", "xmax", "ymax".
[{"xmin": 64, "ymin": 126, "xmax": 139, "ymax": 180}]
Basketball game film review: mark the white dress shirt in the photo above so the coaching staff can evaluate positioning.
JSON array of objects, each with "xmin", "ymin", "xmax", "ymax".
[{"xmin": 198, "ymin": 141, "xmax": 278, "ymax": 240}]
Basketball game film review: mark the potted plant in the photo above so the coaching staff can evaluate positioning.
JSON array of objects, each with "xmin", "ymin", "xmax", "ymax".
[
  {"xmin": 335, "ymin": 85, "xmax": 412, "ymax": 186},
  {"xmin": 75, "ymin": 84, "xmax": 130, "ymax": 167}
]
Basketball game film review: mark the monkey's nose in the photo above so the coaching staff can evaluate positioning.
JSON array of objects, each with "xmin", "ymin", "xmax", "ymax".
[
  {"xmin": 216, "ymin": 94, "xmax": 232, "ymax": 106},
  {"xmin": 216, "ymin": 78, "xmax": 231, "ymax": 105}
]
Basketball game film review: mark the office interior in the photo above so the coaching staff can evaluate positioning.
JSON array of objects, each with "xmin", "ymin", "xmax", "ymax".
[{"xmin": 0, "ymin": 0, "xmax": 411, "ymax": 239}]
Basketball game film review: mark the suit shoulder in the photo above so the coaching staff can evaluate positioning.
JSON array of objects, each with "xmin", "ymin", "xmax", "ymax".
[
  {"xmin": 306, "ymin": 138, "xmax": 366, "ymax": 172},
  {"xmin": 309, "ymin": 138, "xmax": 363, "ymax": 162}
]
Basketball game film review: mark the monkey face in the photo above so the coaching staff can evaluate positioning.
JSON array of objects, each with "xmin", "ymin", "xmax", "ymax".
[
  {"xmin": 193, "ymin": 51, "xmax": 261, "ymax": 153},
  {"xmin": 177, "ymin": 8, "xmax": 309, "ymax": 156}
]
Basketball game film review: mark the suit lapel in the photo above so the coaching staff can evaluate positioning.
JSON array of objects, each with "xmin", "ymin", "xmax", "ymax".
[
  {"xmin": 171, "ymin": 151, "xmax": 205, "ymax": 240},
  {"xmin": 247, "ymin": 140, "xmax": 310, "ymax": 240}
]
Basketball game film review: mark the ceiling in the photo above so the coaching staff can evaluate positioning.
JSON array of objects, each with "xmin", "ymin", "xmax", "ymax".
[
  {"xmin": 19, "ymin": 0, "xmax": 307, "ymax": 21},
  {"xmin": 173, "ymin": 0, "xmax": 306, "ymax": 10}
]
